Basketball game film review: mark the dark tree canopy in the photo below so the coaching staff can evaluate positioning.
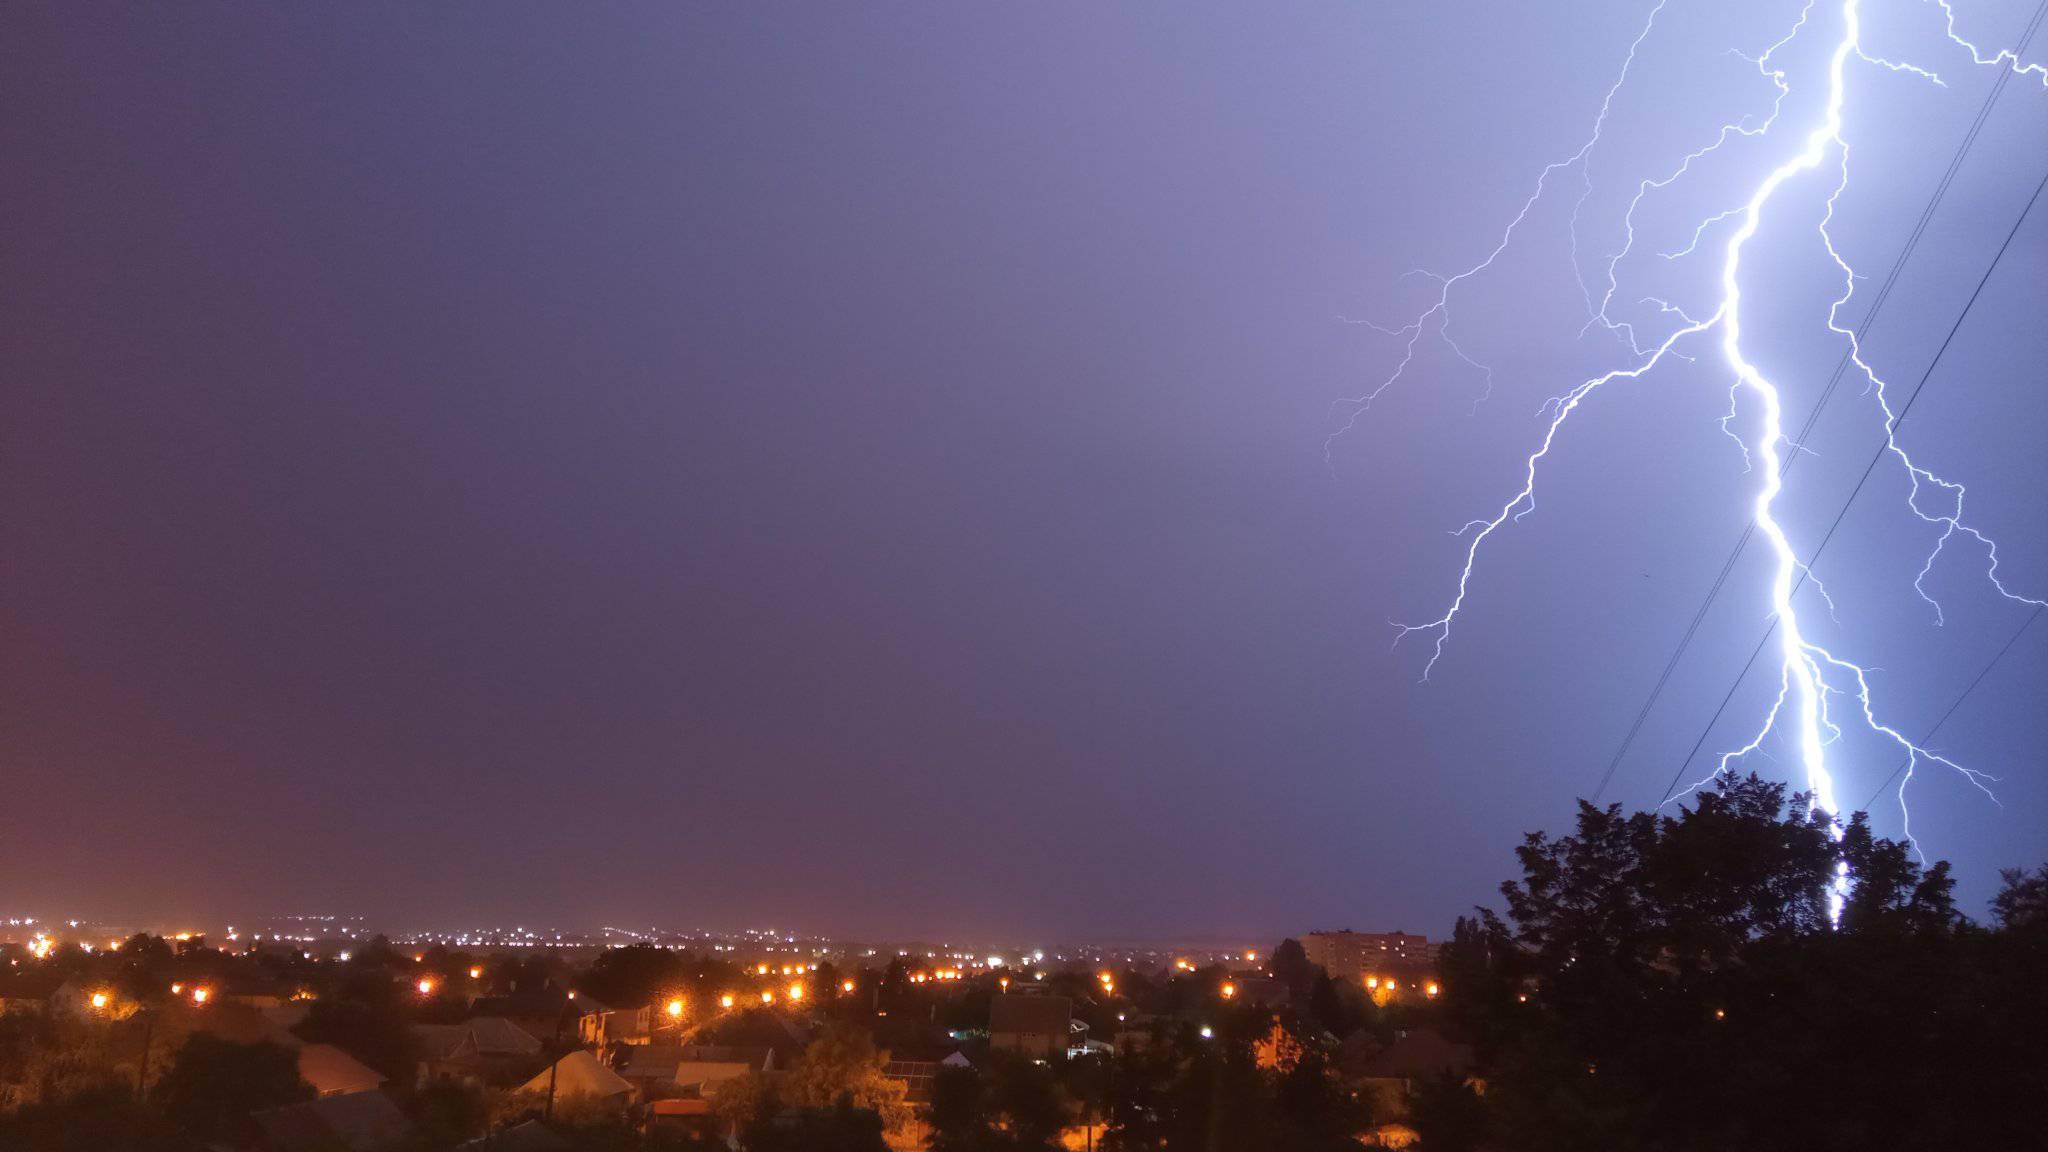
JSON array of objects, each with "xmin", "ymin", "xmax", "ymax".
[{"xmin": 1434, "ymin": 774, "xmax": 2046, "ymax": 1152}]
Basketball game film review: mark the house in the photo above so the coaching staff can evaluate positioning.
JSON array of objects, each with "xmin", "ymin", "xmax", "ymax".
[
  {"xmin": 648, "ymin": 1097, "xmax": 720, "ymax": 1142},
  {"xmin": 470, "ymin": 987, "xmax": 606, "ymax": 1047},
  {"xmin": 0, "ymin": 974, "xmax": 91, "ymax": 1017},
  {"xmin": 415, "ymin": 1017, "xmax": 543, "ymax": 1086},
  {"xmin": 1346, "ymin": 1027, "xmax": 1477, "ymax": 1120},
  {"xmin": 880, "ymin": 1044, "xmax": 970, "ymax": 1103},
  {"xmin": 515, "ymin": 1050, "xmax": 634, "ymax": 1104},
  {"xmin": 990, "ymin": 994, "xmax": 1072, "ymax": 1058},
  {"xmin": 298, "ymin": 1044, "xmax": 386, "ymax": 1097},
  {"xmin": 595, "ymin": 1004, "xmax": 655, "ymax": 1046},
  {"xmin": 181, "ymin": 1001, "xmax": 385, "ymax": 1099},
  {"xmin": 249, "ymin": 1090, "xmax": 417, "ymax": 1152},
  {"xmin": 618, "ymin": 1043, "xmax": 774, "ymax": 1101}
]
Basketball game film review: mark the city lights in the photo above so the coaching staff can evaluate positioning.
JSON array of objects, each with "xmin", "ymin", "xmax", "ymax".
[{"xmin": 666, "ymin": 998, "xmax": 685, "ymax": 1019}]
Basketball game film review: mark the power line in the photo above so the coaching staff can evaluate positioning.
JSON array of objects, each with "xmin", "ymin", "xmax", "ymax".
[
  {"xmin": 1860, "ymin": 605, "xmax": 2042, "ymax": 812},
  {"xmin": 1656, "ymin": 158, "xmax": 2048, "ymax": 807},
  {"xmin": 1592, "ymin": 0, "xmax": 2048, "ymax": 800}
]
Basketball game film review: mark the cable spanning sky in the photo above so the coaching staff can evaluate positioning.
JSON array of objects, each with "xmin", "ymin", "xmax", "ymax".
[{"xmin": 1335, "ymin": 0, "xmax": 2047, "ymax": 871}]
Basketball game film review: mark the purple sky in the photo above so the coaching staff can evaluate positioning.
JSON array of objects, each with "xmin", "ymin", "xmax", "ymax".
[{"xmin": 5, "ymin": 1, "xmax": 2045, "ymax": 941}]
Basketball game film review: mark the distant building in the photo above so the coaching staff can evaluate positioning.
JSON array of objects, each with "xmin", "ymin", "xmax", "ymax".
[
  {"xmin": 1301, "ymin": 931, "xmax": 1435, "ymax": 982},
  {"xmin": 989, "ymin": 993, "xmax": 1072, "ymax": 1059}
]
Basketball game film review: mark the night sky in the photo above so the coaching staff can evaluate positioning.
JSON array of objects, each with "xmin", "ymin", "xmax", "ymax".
[{"xmin": 5, "ymin": 1, "xmax": 2045, "ymax": 941}]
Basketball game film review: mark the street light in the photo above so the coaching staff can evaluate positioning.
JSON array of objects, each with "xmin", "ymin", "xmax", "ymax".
[
  {"xmin": 720, "ymin": 993, "xmax": 736, "ymax": 1010},
  {"xmin": 417, "ymin": 978, "xmax": 436, "ymax": 996},
  {"xmin": 666, "ymin": 998, "xmax": 685, "ymax": 1020}
]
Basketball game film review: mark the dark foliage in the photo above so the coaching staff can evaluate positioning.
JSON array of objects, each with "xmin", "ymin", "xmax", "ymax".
[{"xmin": 1426, "ymin": 774, "xmax": 2048, "ymax": 1152}]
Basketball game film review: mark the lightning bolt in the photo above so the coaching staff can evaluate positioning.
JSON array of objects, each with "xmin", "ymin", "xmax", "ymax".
[{"xmin": 1340, "ymin": 0, "xmax": 2046, "ymax": 887}]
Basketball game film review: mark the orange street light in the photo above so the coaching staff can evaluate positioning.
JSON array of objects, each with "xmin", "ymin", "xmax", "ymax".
[
  {"xmin": 91, "ymin": 992, "xmax": 109, "ymax": 1011},
  {"xmin": 842, "ymin": 980, "xmax": 857, "ymax": 994},
  {"xmin": 719, "ymin": 993, "xmax": 736, "ymax": 1010},
  {"xmin": 416, "ymin": 978, "xmax": 436, "ymax": 996},
  {"xmin": 1220, "ymin": 982, "xmax": 1237, "ymax": 1000},
  {"xmin": 787, "ymin": 983, "xmax": 804, "ymax": 1001},
  {"xmin": 760, "ymin": 991, "xmax": 775, "ymax": 1005},
  {"xmin": 666, "ymin": 998, "xmax": 686, "ymax": 1019},
  {"xmin": 190, "ymin": 987, "xmax": 211, "ymax": 1005},
  {"xmin": 469, "ymin": 967, "xmax": 483, "ymax": 979},
  {"xmin": 1425, "ymin": 982, "xmax": 1440, "ymax": 998}
]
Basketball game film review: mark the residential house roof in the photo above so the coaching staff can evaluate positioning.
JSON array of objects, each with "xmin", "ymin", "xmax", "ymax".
[
  {"xmin": 516, "ymin": 1051, "xmax": 632, "ymax": 1100},
  {"xmin": 1353, "ymin": 1028, "xmax": 1475, "ymax": 1081},
  {"xmin": 250, "ymin": 1090, "xmax": 417, "ymax": 1152},
  {"xmin": 990, "ymin": 993, "xmax": 1072, "ymax": 1037},
  {"xmin": 298, "ymin": 1044, "xmax": 386, "ymax": 1097}
]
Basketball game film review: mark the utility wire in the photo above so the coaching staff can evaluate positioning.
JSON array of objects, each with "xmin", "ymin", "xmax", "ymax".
[
  {"xmin": 1592, "ymin": 1, "xmax": 2048, "ymax": 802},
  {"xmin": 1655, "ymin": 159, "xmax": 2048, "ymax": 807},
  {"xmin": 1860, "ymin": 605, "xmax": 2042, "ymax": 812}
]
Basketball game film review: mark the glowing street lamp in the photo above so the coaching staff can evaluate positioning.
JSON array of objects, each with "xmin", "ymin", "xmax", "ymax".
[
  {"xmin": 760, "ymin": 991, "xmax": 775, "ymax": 1005},
  {"xmin": 842, "ymin": 980, "xmax": 857, "ymax": 994},
  {"xmin": 416, "ymin": 978, "xmax": 436, "ymax": 996},
  {"xmin": 666, "ymin": 998, "xmax": 686, "ymax": 1020},
  {"xmin": 91, "ymin": 992, "xmax": 110, "ymax": 1011},
  {"xmin": 787, "ymin": 983, "xmax": 804, "ymax": 1001},
  {"xmin": 469, "ymin": 967, "xmax": 483, "ymax": 980},
  {"xmin": 719, "ymin": 993, "xmax": 736, "ymax": 1010},
  {"xmin": 1220, "ymin": 982, "xmax": 1237, "ymax": 1000},
  {"xmin": 190, "ymin": 987, "xmax": 210, "ymax": 1005}
]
